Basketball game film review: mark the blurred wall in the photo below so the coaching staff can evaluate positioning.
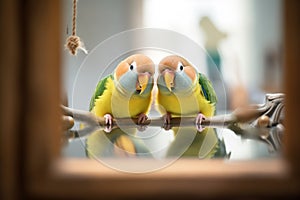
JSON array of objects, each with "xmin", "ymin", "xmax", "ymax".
[
  {"xmin": 61, "ymin": 0, "xmax": 144, "ymax": 157},
  {"xmin": 62, "ymin": 0, "xmax": 283, "ymax": 109},
  {"xmin": 62, "ymin": 0, "xmax": 143, "ymax": 108},
  {"xmin": 143, "ymin": 0, "xmax": 283, "ymax": 106},
  {"xmin": 251, "ymin": 0, "xmax": 283, "ymax": 92}
]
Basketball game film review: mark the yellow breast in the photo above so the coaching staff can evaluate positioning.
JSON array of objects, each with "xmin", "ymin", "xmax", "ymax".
[
  {"xmin": 157, "ymin": 85, "xmax": 215, "ymax": 117},
  {"xmin": 111, "ymin": 91, "xmax": 152, "ymax": 118},
  {"xmin": 92, "ymin": 78, "xmax": 152, "ymax": 118}
]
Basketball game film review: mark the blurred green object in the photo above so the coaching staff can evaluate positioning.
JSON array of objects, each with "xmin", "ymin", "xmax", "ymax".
[{"xmin": 200, "ymin": 16, "xmax": 227, "ymax": 81}]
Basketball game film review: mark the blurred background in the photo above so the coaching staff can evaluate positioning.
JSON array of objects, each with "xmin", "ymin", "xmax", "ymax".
[
  {"xmin": 61, "ymin": 0, "xmax": 283, "ymax": 159},
  {"xmin": 62, "ymin": 0, "xmax": 283, "ymax": 110}
]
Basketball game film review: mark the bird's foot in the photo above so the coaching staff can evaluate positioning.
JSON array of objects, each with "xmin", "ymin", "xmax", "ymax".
[
  {"xmin": 195, "ymin": 113, "xmax": 206, "ymax": 132},
  {"xmin": 137, "ymin": 113, "xmax": 148, "ymax": 124},
  {"xmin": 104, "ymin": 114, "xmax": 113, "ymax": 133},
  {"xmin": 163, "ymin": 112, "xmax": 172, "ymax": 130},
  {"xmin": 137, "ymin": 113, "xmax": 148, "ymax": 132}
]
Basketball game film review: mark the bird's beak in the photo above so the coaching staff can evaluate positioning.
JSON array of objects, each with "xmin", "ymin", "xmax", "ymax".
[
  {"xmin": 163, "ymin": 70, "xmax": 174, "ymax": 91},
  {"xmin": 136, "ymin": 73, "xmax": 150, "ymax": 94}
]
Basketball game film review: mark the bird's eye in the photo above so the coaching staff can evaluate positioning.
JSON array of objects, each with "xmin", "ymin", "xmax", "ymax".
[
  {"xmin": 178, "ymin": 62, "xmax": 184, "ymax": 71},
  {"xmin": 129, "ymin": 61, "xmax": 136, "ymax": 71}
]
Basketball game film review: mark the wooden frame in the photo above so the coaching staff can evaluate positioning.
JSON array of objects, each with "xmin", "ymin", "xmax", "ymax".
[{"xmin": 1, "ymin": 0, "xmax": 300, "ymax": 199}]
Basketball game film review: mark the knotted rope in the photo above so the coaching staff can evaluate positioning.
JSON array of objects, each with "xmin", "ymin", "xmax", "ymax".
[{"xmin": 65, "ymin": 0, "xmax": 87, "ymax": 55}]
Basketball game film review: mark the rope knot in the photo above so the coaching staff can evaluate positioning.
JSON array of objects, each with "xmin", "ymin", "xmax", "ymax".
[
  {"xmin": 65, "ymin": 0, "xmax": 88, "ymax": 56},
  {"xmin": 66, "ymin": 35, "xmax": 80, "ymax": 55}
]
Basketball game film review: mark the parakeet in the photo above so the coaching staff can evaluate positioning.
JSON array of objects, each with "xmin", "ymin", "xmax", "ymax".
[
  {"xmin": 89, "ymin": 54, "xmax": 155, "ymax": 132},
  {"xmin": 156, "ymin": 55, "xmax": 217, "ymax": 131}
]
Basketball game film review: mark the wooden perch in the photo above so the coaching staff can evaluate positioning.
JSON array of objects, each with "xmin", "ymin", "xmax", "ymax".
[
  {"xmin": 61, "ymin": 93, "xmax": 285, "ymax": 153},
  {"xmin": 62, "ymin": 93, "xmax": 284, "ymax": 129},
  {"xmin": 61, "ymin": 105, "xmax": 234, "ymax": 129},
  {"xmin": 61, "ymin": 93, "xmax": 284, "ymax": 141}
]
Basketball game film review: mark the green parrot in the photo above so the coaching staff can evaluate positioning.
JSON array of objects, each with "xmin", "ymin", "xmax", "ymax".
[
  {"xmin": 89, "ymin": 54, "xmax": 155, "ymax": 132},
  {"xmin": 156, "ymin": 55, "xmax": 217, "ymax": 132}
]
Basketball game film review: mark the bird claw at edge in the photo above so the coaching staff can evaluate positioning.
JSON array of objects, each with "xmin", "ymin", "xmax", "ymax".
[
  {"xmin": 137, "ymin": 113, "xmax": 148, "ymax": 124},
  {"xmin": 137, "ymin": 113, "xmax": 148, "ymax": 132},
  {"xmin": 104, "ymin": 114, "xmax": 113, "ymax": 133},
  {"xmin": 196, "ymin": 113, "xmax": 206, "ymax": 132},
  {"xmin": 163, "ymin": 113, "xmax": 172, "ymax": 130}
]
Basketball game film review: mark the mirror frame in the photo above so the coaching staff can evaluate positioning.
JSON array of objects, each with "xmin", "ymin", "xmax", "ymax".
[{"xmin": 1, "ymin": 0, "xmax": 300, "ymax": 199}]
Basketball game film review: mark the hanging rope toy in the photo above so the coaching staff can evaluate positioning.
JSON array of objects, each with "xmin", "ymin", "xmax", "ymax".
[{"xmin": 65, "ymin": 0, "xmax": 88, "ymax": 55}]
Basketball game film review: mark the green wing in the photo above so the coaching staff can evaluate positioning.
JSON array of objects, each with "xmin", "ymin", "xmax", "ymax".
[
  {"xmin": 198, "ymin": 73, "xmax": 217, "ymax": 104},
  {"xmin": 89, "ymin": 74, "xmax": 113, "ymax": 111}
]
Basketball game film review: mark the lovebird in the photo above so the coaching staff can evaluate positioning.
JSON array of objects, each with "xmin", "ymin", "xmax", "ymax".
[
  {"xmin": 89, "ymin": 54, "xmax": 155, "ymax": 132},
  {"xmin": 156, "ymin": 55, "xmax": 217, "ymax": 131}
]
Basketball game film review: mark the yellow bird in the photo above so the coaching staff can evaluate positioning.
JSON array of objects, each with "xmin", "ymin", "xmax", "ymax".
[
  {"xmin": 156, "ymin": 55, "xmax": 217, "ymax": 131},
  {"xmin": 89, "ymin": 54, "xmax": 155, "ymax": 132}
]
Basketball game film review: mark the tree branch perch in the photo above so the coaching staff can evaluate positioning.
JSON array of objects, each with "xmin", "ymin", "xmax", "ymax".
[{"xmin": 61, "ymin": 93, "xmax": 284, "ymax": 135}]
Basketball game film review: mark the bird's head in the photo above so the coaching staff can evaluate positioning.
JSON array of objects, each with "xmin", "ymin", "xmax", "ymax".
[
  {"xmin": 157, "ymin": 55, "xmax": 198, "ymax": 94},
  {"xmin": 114, "ymin": 54, "xmax": 155, "ymax": 96}
]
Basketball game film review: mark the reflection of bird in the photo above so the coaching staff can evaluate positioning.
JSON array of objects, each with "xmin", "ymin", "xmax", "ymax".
[
  {"xmin": 89, "ymin": 54, "xmax": 155, "ymax": 132},
  {"xmin": 86, "ymin": 128, "xmax": 152, "ymax": 158},
  {"xmin": 156, "ymin": 55, "xmax": 217, "ymax": 131},
  {"xmin": 166, "ymin": 127, "xmax": 227, "ymax": 158}
]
